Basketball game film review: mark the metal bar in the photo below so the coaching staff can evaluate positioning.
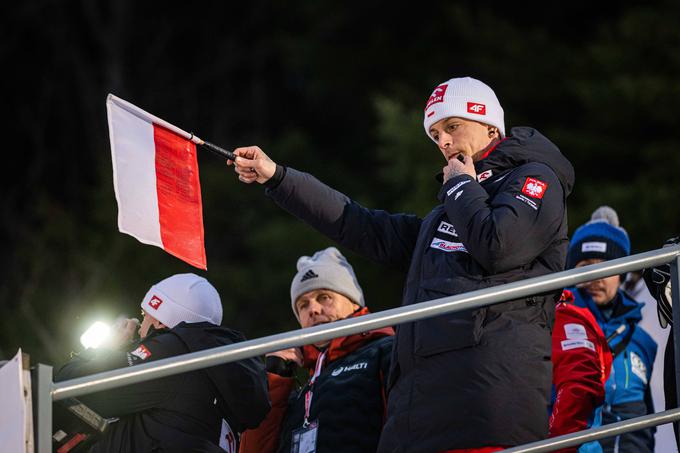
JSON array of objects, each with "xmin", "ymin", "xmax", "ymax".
[
  {"xmin": 52, "ymin": 246, "xmax": 680, "ymax": 400},
  {"xmin": 33, "ymin": 364, "xmax": 53, "ymax": 453},
  {"xmin": 502, "ymin": 408, "xmax": 680, "ymax": 452},
  {"xmin": 672, "ymin": 255, "xmax": 680, "ymax": 448}
]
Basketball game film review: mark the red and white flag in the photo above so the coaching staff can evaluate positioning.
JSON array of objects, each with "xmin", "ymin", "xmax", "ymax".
[{"xmin": 106, "ymin": 94, "xmax": 207, "ymax": 269}]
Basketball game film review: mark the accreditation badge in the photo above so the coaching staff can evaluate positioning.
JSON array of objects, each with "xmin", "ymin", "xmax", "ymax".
[{"xmin": 291, "ymin": 420, "xmax": 319, "ymax": 453}]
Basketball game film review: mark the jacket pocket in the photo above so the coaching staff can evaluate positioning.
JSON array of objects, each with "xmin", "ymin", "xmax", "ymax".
[{"xmin": 413, "ymin": 279, "xmax": 486, "ymax": 357}]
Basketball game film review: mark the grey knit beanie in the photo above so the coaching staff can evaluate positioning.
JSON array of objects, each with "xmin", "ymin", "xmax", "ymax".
[{"xmin": 290, "ymin": 247, "xmax": 365, "ymax": 320}]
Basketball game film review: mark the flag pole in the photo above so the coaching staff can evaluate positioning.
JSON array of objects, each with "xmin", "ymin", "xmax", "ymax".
[
  {"xmin": 192, "ymin": 137, "xmax": 237, "ymax": 161},
  {"xmin": 107, "ymin": 94, "xmax": 237, "ymax": 161}
]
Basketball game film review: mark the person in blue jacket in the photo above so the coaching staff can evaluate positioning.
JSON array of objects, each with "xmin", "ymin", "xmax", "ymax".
[{"xmin": 567, "ymin": 206, "xmax": 657, "ymax": 453}]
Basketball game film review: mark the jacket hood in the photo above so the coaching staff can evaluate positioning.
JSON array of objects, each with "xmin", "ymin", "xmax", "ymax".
[
  {"xmin": 170, "ymin": 322, "xmax": 270, "ymax": 431},
  {"xmin": 476, "ymin": 127, "xmax": 575, "ymax": 196},
  {"xmin": 302, "ymin": 307, "xmax": 394, "ymax": 368}
]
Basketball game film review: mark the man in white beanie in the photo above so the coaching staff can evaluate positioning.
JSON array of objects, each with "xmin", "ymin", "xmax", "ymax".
[
  {"xmin": 239, "ymin": 247, "xmax": 394, "ymax": 453},
  {"xmin": 227, "ymin": 76, "xmax": 574, "ymax": 451},
  {"xmin": 56, "ymin": 273, "xmax": 270, "ymax": 453}
]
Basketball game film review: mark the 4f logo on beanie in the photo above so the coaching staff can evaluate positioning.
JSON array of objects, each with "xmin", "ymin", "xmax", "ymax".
[
  {"xmin": 300, "ymin": 270, "xmax": 319, "ymax": 282},
  {"xmin": 148, "ymin": 295, "xmax": 163, "ymax": 310},
  {"xmin": 521, "ymin": 178, "xmax": 548, "ymax": 199},
  {"xmin": 425, "ymin": 84, "xmax": 448, "ymax": 111},
  {"xmin": 467, "ymin": 102, "xmax": 486, "ymax": 115}
]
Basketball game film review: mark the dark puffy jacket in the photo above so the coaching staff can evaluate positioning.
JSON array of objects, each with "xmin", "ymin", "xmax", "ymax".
[
  {"xmin": 55, "ymin": 322, "xmax": 270, "ymax": 453},
  {"xmin": 240, "ymin": 308, "xmax": 394, "ymax": 453},
  {"xmin": 571, "ymin": 287, "xmax": 658, "ymax": 453},
  {"xmin": 264, "ymin": 127, "xmax": 574, "ymax": 451}
]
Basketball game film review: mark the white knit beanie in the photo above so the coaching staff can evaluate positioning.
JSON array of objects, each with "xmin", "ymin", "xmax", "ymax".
[
  {"xmin": 290, "ymin": 247, "xmax": 365, "ymax": 321},
  {"xmin": 423, "ymin": 77, "xmax": 505, "ymax": 142},
  {"xmin": 140, "ymin": 273, "xmax": 222, "ymax": 328}
]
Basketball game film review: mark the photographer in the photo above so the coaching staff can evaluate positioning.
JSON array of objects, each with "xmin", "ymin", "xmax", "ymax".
[{"xmin": 55, "ymin": 273, "xmax": 270, "ymax": 453}]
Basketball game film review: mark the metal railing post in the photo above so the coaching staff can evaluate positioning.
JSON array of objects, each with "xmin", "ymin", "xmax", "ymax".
[
  {"xmin": 33, "ymin": 363, "xmax": 52, "ymax": 453},
  {"xmin": 671, "ymin": 255, "xmax": 680, "ymax": 447}
]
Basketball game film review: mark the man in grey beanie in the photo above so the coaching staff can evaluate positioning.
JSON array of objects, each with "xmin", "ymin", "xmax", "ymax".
[{"xmin": 240, "ymin": 247, "xmax": 394, "ymax": 453}]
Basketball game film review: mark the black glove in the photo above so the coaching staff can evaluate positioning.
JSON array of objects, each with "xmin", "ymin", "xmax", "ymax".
[
  {"xmin": 265, "ymin": 355, "xmax": 297, "ymax": 377},
  {"xmin": 642, "ymin": 236, "xmax": 679, "ymax": 328}
]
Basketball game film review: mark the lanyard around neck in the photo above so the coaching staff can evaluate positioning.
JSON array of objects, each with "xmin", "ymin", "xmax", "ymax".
[{"xmin": 303, "ymin": 349, "xmax": 327, "ymax": 427}]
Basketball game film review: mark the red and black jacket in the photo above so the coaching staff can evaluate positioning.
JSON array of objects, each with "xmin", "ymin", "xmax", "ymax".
[
  {"xmin": 239, "ymin": 308, "xmax": 394, "ymax": 453},
  {"xmin": 550, "ymin": 290, "xmax": 612, "ymax": 452}
]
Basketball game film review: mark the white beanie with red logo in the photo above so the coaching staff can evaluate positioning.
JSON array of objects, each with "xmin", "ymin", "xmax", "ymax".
[
  {"xmin": 423, "ymin": 77, "xmax": 505, "ymax": 142},
  {"xmin": 140, "ymin": 273, "xmax": 222, "ymax": 328}
]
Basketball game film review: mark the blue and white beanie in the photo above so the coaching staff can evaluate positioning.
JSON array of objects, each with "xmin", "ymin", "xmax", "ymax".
[{"xmin": 567, "ymin": 206, "xmax": 631, "ymax": 269}]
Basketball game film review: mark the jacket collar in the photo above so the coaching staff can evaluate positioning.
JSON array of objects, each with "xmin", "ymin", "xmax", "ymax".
[{"xmin": 474, "ymin": 127, "xmax": 574, "ymax": 196}]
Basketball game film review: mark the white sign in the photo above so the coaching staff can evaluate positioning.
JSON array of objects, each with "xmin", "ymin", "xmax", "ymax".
[{"xmin": 0, "ymin": 350, "xmax": 30, "ymax": 453}]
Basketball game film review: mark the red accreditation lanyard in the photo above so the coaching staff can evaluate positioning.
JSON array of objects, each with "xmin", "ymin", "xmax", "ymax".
[{"xmin": 302, "ymin": 349, "xmax": 327, "ymax": 428}]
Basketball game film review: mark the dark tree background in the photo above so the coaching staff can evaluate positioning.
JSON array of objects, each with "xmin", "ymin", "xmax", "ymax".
[{"xmin": 3, "ymin": 1, "xmax": 680, "ymax": 365}]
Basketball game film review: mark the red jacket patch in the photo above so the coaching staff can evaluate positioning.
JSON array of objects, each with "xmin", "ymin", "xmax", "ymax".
[
  {"xmin": 130, "ymin": 344, "xmax": 152, "ymax": 361},
  {"xmin": 521, "ymin": 177, "xmax": 548, "ymax": 199}
]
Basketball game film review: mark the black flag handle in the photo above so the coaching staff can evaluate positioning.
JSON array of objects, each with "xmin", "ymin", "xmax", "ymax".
[{"xmin": 200, "ymin": 141, "xmax": 237, "ymax": 161}]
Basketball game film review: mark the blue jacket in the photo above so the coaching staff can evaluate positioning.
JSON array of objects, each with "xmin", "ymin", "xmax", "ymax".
[{"xmin": 571, "ymin": 286, "xmax": 657, "ymax": 453}]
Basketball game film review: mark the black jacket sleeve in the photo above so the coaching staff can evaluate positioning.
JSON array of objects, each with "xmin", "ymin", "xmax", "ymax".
[
  {"xmin": 54, "ymin": 333, "xmax": 190, "ymax": 417},
  {"xmin": 441, "ymin": 162, "xmax": 565, "ymax": 274},
  {"xmin": 265, "ymin": 167, "xmax": 422, "ymax": 272}
]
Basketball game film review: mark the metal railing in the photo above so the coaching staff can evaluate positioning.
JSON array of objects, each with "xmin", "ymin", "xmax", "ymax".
[{"xmin": 33, "ymin": 245, "xmax": 680, "ymax": 453}]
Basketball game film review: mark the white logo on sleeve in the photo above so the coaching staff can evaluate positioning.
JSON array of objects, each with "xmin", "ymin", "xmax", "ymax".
[
  {"xmin": 446, "ymin": 179, "xmax": 470, "ymax": 197},
  {"xmin": 437, "ymin": 221, "xmax": 458, "ymax": 237},
  {"xmin": 630, "ymin": 351, "xmax": 648, "ymax": 384},
  {"xmin": 582, "ymin": 242, "xmax": 607, "ymax": 253},
  {"xmin": 477, "ymin": 170, "xmax": 493, "ymax": 182},
  {"xmin": 331, "ymin": 362, "xmax": 368, "ymax": 377},
  {"xmin": 564, "ymin": 323, "xmax": 588, "ymax": 340},
  {"xmin": 219, "ymin": 419, "xmax": 236, "ymax": 453},
  {"xmin": 561, "ymin": 339, "xmax": 595, "ymax": 352},
  {"xmin": 515, "ymin": 194, "xmax": 539, "ymax": 211},
  {"xmin": 430, "ymin": 238, "xmax": 468, "ymax": 253},
  {"xmin": 454, "ymin": 191, "xmax": 464, "ymax": 200}
]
